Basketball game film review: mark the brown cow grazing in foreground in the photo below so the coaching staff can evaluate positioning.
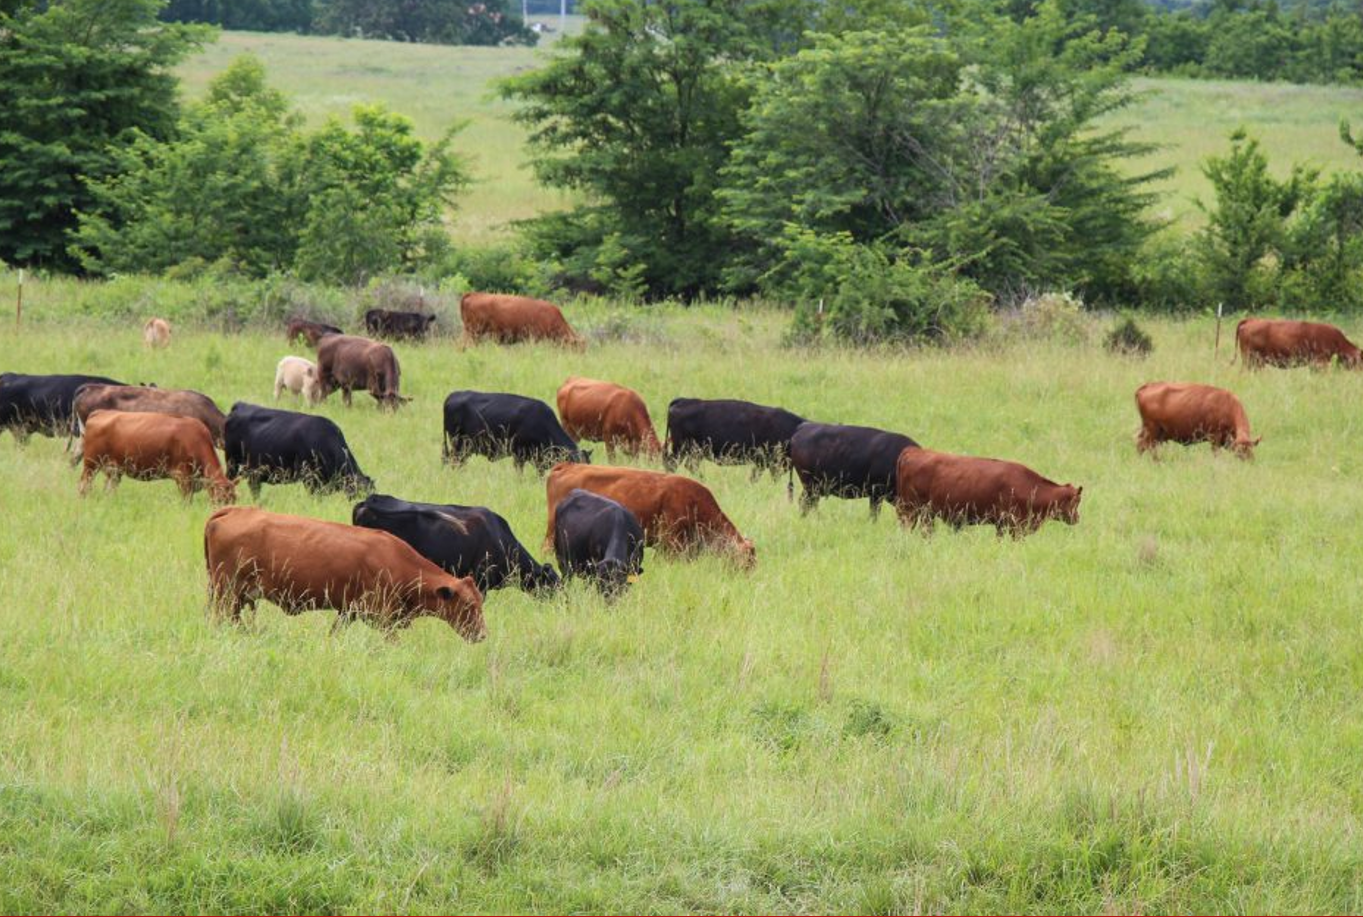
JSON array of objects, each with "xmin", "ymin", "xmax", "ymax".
[
  {"xmin": 143, "ymin": 317, "xmax": 171, "ymax": 348},
  {"xmin": 80, "ymin": 410, "xmax": 235, "ymax": 504},
  {"xmin": 1236, "ymin": 318, "xmax": 1363, "ymax": 369},
  {"xmin": 285, "ymin": 318, "xmax": 342, "ymax": 348},
  {"xmin": 1135, "ymin": 382, "xmax": 1260, "ymax": 460},
  {"xmin": 203, "ymin": 506, "xmax": 486, "ymax": 641},
  {"xmin": 545, "ymin": 463, "xmax": 755, "ymax": 567},
  {"xmin": 460, "ymin": 292, "xmax": 584, "ymax": 348},
  {"xmin": 73, "ymin": 383, "xmax": 227, "ymax": 447},
  {"xmin": 557, "ymin": 376, "xmax": 662, "ymax": 460},
  {"xmin": 896, "ymin": 448, "xmax": 1082, "ymax": 538},
  {"xmin": 315, "ymin": 334, "xmax": 408, "ymax": 410}
]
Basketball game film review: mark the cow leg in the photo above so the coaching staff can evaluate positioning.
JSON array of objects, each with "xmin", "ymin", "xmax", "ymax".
[
  {"xmin": 749, "ymin": 465, "xmax": 761, "ymax": 484},
  {"xmin": 869, "ymin": 496, "xmax": 883, "ymax": 520},
  {"xmin": 175, "ymin": 471, "xmax": 196, "ymax": 501},
  {"xmin": 105, "ymin": 468, "xmax": 121, "ymax": 492},
  {"xmin": 799, "ymin": 488, "xmax": 818, "ymax": 516},
  {"xmin": 78, "ymin": 459, "xmax": 97, "ymax": 497},
  {"xmin": 342, "ymin": 387, "xmax": 353, "ymax": 407},
  {"xmin": 248, "ymin": 475, "xmax": 262, "ymax": 500}
]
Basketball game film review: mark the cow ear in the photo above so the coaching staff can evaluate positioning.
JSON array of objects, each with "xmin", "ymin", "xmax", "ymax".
[
  {"xmin": 1075, "ymin": 485, "xmax": 1083, "ymax": 496},
  {"xmin": 435, "ymin": 585, "xmax": 456, "ymax": 601},
  {"xmin": 1253, "ymin": 436, "xmax": 1262, "ymax": 446}
]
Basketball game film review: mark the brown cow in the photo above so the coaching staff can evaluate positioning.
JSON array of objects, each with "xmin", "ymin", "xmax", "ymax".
[
  {"xmin": 285, "ymin": 318, "xmax": 343, "ymax": 348},
  {"xmin": 142, "ymin": 317, "xmax": 171, "ymax": 348},
  {"xmin": 315, "ymin": 334, "xmax": 408, "ymax": 410},
  {"xmin": 203, "ymin": 506, "xmax": 486, "ymax": 641},
  {"xmin": 1236, "ymin": 318, "xmax": 1363, "ymax": 369},
  {"xmin": 545, "ymin": 463, "xmax": 755, "ymax": 567},
  {"xmin": 1135, "ymin": 382, "xmax": 1260, "ymax": 460},
  {"xmin": 80, "ymin": 410, "xmax": 235, "ymax": 504},
  {"xmin": 556, "ymin": 376, "xmax": 662, "ymax": 460},
  {"xmin": 73, "ymin": 383, "xmax": 227, "ymax": 447},
  {"xmin": 895, "ymin": 448, "xmax": 1082, "ymax": 538},
  {"xmin": 460, "ymin": 292, "xmax": 584, "ymax": 348}
]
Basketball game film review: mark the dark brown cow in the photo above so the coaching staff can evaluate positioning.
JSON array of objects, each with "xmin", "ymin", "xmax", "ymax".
[
  {"xmin": 460, "ymin": 292, "xmax": 584, "ymax": 348},
  {"xmin": 74, "ymin": 383, "xmax": 227, "ymax": 447},
  {"xmin": 1135, "ymin": 382, "xmax": 1260, "ymax": 460},
  {"xmin": 1236, "ymin": 318, "xmax": 1363, "ymax": 369},
  {"xmin": 556, "ymin": 376, "xmax": 661, "ymax": 460},
  {"xmin": 315, "ymin": 334, "xmax": 408, "ymax": 410},
  {"xmin": 204, "ymin": 506, "xmax": 486, "ymax": 641},
  {"xmin": 545, "ymin": 463, "xmax": 754, "ymax": 567},
  {"xmin": 80, "ymin": 410, "xmax": 235, "ymax": 504},
  {"xmin": 285, "ymin": 318, "xmax": 343, "ymax": 348},
  {"xmin": 895, "ymin": 448, "xmax": 1082, "ymax": 538}
]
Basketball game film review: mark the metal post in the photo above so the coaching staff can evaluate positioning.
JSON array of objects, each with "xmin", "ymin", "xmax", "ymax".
[
  {"xmin": 15, "ymin": 268, "xmax": 22, "ymax": 329},
  {"xmin": 1213, "ymin": 301, "xmax": 1223, "ymax": 360}
]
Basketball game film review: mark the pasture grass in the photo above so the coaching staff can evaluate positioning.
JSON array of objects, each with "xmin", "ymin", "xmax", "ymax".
[{"xmin": 3, "ymin": 306, "xmax": 1363, "ymax": 911}]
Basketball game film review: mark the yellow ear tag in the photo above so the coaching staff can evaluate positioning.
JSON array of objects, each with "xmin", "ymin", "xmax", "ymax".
[{"xmin": 626, "ymin": 574, "xmax": 640, "ymax": 584}]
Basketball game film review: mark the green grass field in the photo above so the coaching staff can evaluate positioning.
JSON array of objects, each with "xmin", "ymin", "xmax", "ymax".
[{"xmin": 3, "ymin": 308, "xmax": 1363, "ymax": 911}]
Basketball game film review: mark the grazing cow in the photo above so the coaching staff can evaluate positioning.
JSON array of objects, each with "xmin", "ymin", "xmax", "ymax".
[
  {"xmin": 556, "ymin": 376, "xmax": 661, "ymax": 460},
  {"xmin": 443, "ymin": 390, "xmax": 590, "ymax": 473},
  {"xmin": 789, "ymin": 422, "xmax": 920, "ymax": 517},
  {"xmin": 895, "ymin": 448, "xmax": 1082, "ymax": 538},
  {"xmin": 1135, "ymin": 382, "xmax": 1260, "ymax": 460},
  {"xmin": 364, "ymin": 308, "xmax": 437, "ymax": 341},
  {"xmin": 663, "ymin": 397, "xmax": 806, "ymax": 478},
  {"xmin": 284, "ymin": 318, "xmax": 342, "ymax": 348},
  {"xmin": 553, "ymin": 488, "xmax": 645, "ymax": 597},
  {"xmin": 545, "ymin": 463, "xmax": 754, "ymax": 567},
  {"xmin": 142, "ymin": 318, "xmax": 171, "ymax": 349},
  {"xmin": 460, "ymin": 292, "xmax": 584, "ymax": 347},
  {"xmin": 273, "ymin": 356, "xmax": 321, "ymax": 406},
  {"xmin": 1236, "ymin": 318, "xmax": 1363, "ymax": 369},
  {"xmin": 0, "ymin": 372, "xmax": 124, "ymax": 442},
  {"xmin": 79, "ymin": 410, "xmax": 234, "ymax": 504},
  {"xmin": 73, "ymin": 383, "xmax": 226, "ymax": 447},
  {"xmin": 315, "ymin": 334, "xmax": 407, "ymax": 410},
  {"xmin": 204, "ymin": 506, "xmax": 486, "ymax": 641},
  {"xmin": 352, "ymin": 494, "xmax": 560, "ymax": 596},
  {"xmin": 224, "ymin": 402, "xmax": 373, "ymax": 497}
]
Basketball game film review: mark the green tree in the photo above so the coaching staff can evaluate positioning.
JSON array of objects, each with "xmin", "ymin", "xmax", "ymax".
[
  {"xmin": 313, "ymin": 0, "xmax": 536, "ymax": 46},
  {"xmin": 0, "ymin": 0, "xmax": 209, "ymax": 268}
]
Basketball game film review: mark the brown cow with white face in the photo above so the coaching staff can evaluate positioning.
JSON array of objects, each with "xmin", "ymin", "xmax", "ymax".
[
  {"xmin": 203, "ymin": 506, "xmax": 486, "ymax": 641},
  {"xmin": 1236, "ymin": 318, "xmax": 1363, "ymax": 369},
  {"xmin": 315, "ymin": 334, "xmax": 408, "ymax": 410},
  {"xmin": 896, "ymin": 447, "xmax": 1082, "ymax": 538},
  {"xmin": 460, "ymin": 293, "xmax": 584, "ymax": 348},
  {"xmin": 79, "ymin": 410, "xmax": 235, "ymax": 504},
  {"xmin": 556, "ymin": 376, "xmax": 661, "ymax": 460},
  {"xmin": 545, "ymin": 463, "xmax": 754, "ymax": 568},
  {"xmin": 1135, "ymin": 382, "xmax": 1260, "ymax": 460}
]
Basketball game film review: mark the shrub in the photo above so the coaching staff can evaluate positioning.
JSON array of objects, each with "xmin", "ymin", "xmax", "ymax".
[
  {"xmin": 1104, "ymin": 315, "xmax": 1154, "ymax": 356},
  {"xmin": 440, "ymin": 243, "xmax": 546, "ymax": 297},
  {"xmin": 1006, "ymin": 291, "xmax": 1093, "ymax": 345}
]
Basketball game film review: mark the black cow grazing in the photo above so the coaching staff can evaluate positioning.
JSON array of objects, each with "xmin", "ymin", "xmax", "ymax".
[
  {"xmin": 365, "ymin": 309, "xmax": 437, "ymax": 340},
  {"xmin": 664, "ymin": 397, "xmax": 806, "ymax": 479},
  {"xmin": 1, "ymin": 372, "xmax": 124, "ymax": 443},
  {"xmin": 225, "ymin": 402, "xmax": 373, "ymax": 498},
  {"xmin": 352, "ymin": 494, "xmax": 560, "ymax": 596},
  {"xmin": 789, "ymin": 422, "xmax": 920, "ymax": 518},
  {"xmin": 443, "ymin": 390, "xmax": 591, "ymax": 474},
  {"xmin": 553, "ymin": 489, "xmax": 644, "ymax": 598}
]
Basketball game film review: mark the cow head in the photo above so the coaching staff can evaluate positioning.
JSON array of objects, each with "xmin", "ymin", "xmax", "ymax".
[
  {"xmin": 210, "ymin": 477, "xmax": 237, "ymax": 506},
  {"xmin": 1060, "ymin": 485, "xmax": 1083, "ymax": 525},
  {"xmin": 429, "ymin": 575, "xmax": 486, "ymax": 642},
  {"xmin": 572, "ymin": 447, "xmax": 593, "ymax": 465},
  {"xmin": 345, "ymin": 473, "xmax": 376, "ymax": 500},
  {"xmin": 731, "ymin": 537, "xmax": 757, "ymax": 570},
  {"xmin": 1233, "ymin": 436, "xmax": 1261, "ymax": 461},
  {"xmin": 524, "ymin": 562, "xmax": 562, "ymax": 595},
  {"xmin": 595, "ymin": 557, "xmax": 634, "ymax": 600}
]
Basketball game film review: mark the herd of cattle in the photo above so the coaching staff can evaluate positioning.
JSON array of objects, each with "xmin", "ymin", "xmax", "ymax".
[{"xmin": 3, "ymin": 295, "xmax": 1360, "ymax": 645}]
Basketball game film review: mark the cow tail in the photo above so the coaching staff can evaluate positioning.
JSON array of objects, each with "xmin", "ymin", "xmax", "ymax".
[
  {"xmin": 787, "ymin": 462, "xmax": 794, "ymax": 503},
  {"xmin": 662, "ymin": 410, "xmax": 673, "ymax": 466}
]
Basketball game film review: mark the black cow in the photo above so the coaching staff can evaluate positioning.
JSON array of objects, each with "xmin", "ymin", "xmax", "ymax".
[
  {"xmin": 225, "ymin": 402, "xmax": 373, "ymax": 498},
  {"xmin": 663, "ymin": 397, "xmax": 806, "ymax": 479},
  {"xmin": 364, "ymin": 309, "xmax": 437, "ymax": 341},
  {"xmin": 789, "ymin": 422, "xmax": 920, "ymax": 518},
  {"xmin": 352, "ymin": 494, "xmax": 560, "ymax": 596},
  {"xmin": 443, "ymin": 390, "xmax": 591, "ymax": 474},
  {"xmin": 553, "ymin": 489, "xmax": 644, "ymax": 598},
  {"xmin": 1, "ymin": 372, "xmax": 124, "ymax": 443}
]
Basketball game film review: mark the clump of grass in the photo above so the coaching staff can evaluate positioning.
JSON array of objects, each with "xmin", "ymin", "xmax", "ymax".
[{"xmin": 1105, "ymin": 314, "xmax": 1154, "ymax": 356}]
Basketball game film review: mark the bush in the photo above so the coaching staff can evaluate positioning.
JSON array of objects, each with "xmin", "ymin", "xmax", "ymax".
[
  {"xmin": 1104, "ymin": 315, "xmax": 1154, "ymax": 356},
  {"xmin": 1004, "ymin": 291, "xmax": 1094, "ymax": 345},
  {"xmin": 439, "ymin": 243, "xmax": 546, "ymax": 297},
  {"xmin": 1128, "ymin": 235, "xmax": 1208, "ymax": 314}
]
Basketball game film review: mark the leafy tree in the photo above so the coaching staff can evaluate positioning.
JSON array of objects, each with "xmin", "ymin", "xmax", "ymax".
[
  {"xmin": 313, "ymin": 0, "xmax": 536, "ymax": 46},
  {"xmin": 0, "ymin": 0, "xmax": 209, "ymax": 268},
  {"xmin": 162, "ymin": 0, "xmax": 312, "ymax": 32}
]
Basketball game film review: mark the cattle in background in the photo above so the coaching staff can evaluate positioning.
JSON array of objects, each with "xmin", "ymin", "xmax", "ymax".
[
  {"xmin": 545, "ymin": 463, "xmax": 755, "ymax": 568},
  {"xmin": 789, "ymin": 422, "xmax": 920, "ymax": 517},
  {"xmin": 664, "ymin": 397, "xmax": 806, "ymax": 479},
  {"xmin": 353, "ymin": 494, "xmax": 560, "ymax": 596},
  {"xmin": 224, "ymin": 402, "xmax": 373, "ymax": 497},
  {"xmin": 443, "ymin": 390, "xmax": 590, "ymax": 473},
  {"xmin": 142, "ymin": 318, "xmax": 171, "ymax": 349},
  {"xmin": 274, "ymin": 356, "xmax": 321, "ymax": 406},
  {"xmin": 365, "ymin": 308, "xmax": 437, "ymax": 341},
  {"xmin": 557, "ymin": 376, "xmax": 661, "ymax": 460},
  {"xmin": 73, "ymin": 383, "xmax": 226, "ymax": 447},
  {"xmin": 553, "ymin": 489, "xmax": 644, "ymax": 598},
  {"xmin": 896, "ymin": 448, "xmax": 1081, "ymax": 538},
  {"xmin": 1, "ymin": 372, "xmax": 124, "ymax": 443},
  {"xmin": 460, "ymin": 292, "xmax": 584, "ymax": 347},
  {"xmin": 79, "ymin": 411, "xmax": 234, "ymax": 504},
  {"xmin": 285, "ymin": 318, "xmax": 343, "ymax": 348},
  {"xmin": 1236, "ymin": 318, "xmax": 1363, "ymax": 369},
  {"xmin": 1135, "ymin": 382, "xmax": 1260, "ymax": 460},
  {"xmin": 315, "ymin": 334, "xmax": 408, "ymax": 410},
  {"xmin": 204, "ymin": 506, "xmax": 485, "ymax": 641}
]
